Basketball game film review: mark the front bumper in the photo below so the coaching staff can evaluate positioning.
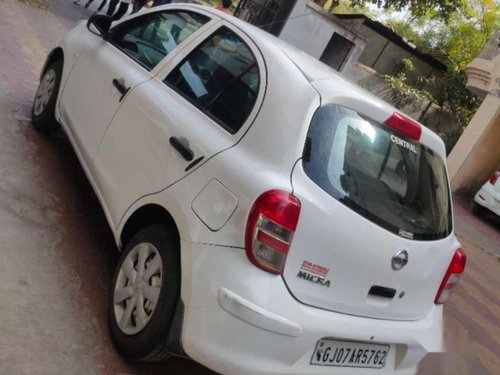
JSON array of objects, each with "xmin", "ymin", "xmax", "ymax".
[
  {"xmin": 179, "ymin": 241, "xmax": 444, "ymax": 375},
  {"xmin": 474, "ymin": 183, "xmax": 500, "ymax": 216}
]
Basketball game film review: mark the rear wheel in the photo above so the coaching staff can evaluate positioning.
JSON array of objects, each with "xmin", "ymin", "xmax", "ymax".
[
  {"xmin": 109, "ymin": 224, "xmax": 180, "ymax": 361},
  {"xmin": 32, "ymin": 60, "xmax": 62, "ymax": 133}
]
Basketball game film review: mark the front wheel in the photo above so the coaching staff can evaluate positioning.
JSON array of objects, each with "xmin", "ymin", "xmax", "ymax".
[
  {"xmin": 32, "ymin": 60, "xmax": 62, "ymax": 133},
  {"xmin": 109, "ymin": 224, "xmax": 180, "ymax": 361}
]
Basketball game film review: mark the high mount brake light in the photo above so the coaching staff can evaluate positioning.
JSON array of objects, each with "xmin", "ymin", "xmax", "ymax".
[
  {"xmin": 489, "ymin": 172, "xmax": 499, "ymax": 185},
  {"xmin": 384, "ymin": 112, "xmax": 422, "ymax": 141},
  {"xmin": 245, "ymin": 190, "xmax": 301, "ymax": 275},
  {"xmin": 435, "ymin": 249, "xmax": 466, "ymax": 304}
]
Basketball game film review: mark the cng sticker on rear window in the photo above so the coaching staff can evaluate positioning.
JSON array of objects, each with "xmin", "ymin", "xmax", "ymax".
[
  {"xmin": 390, "ymin": 135, "xmax": 418, "ymax": 154},
  {"xmin": 399, "ymin": 229, "xmax": 414, "ymax": 239}
]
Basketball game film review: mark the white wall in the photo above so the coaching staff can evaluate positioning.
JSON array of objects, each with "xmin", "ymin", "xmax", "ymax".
[
  {"xmin": 279, "ymin": 0, "xmax": 335, "ymax": 58},
  {"xmin": 278, "ymin": 0, "xmax": 366, "ymax": 74}
]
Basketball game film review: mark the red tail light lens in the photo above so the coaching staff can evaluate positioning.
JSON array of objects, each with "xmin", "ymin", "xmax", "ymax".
[
  {"xmin": 489, "ymin": 172, "xmax": 499, "ymax": 185},
  {"xmin": 435, "ymin": 249, "xmax": 466, "ymax": 304},
  {"xmin": 384, "ymin": 112, "xmax": 422, "ymax": 140},
  {"xmin": 245, "ymin": 190, "xmax": 301, "ymax": 275}
]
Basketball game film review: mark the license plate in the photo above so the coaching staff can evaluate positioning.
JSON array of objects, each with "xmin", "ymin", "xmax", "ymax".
[{"xmin": 310, "ymin": 339, "xmax": 390, "ymax": 368}]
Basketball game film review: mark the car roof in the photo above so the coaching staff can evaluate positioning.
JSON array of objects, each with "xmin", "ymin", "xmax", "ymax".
[
  {"xmin": 189, "ymin": 5, "xmax": 348, "ymax": 81},
  {"xmin": 193, "ymin": 6, "xmax": 446, "ymax": 157},
  {"xmin": 142, "ymin": 4, "xmax": 447, "ymax": 158}
]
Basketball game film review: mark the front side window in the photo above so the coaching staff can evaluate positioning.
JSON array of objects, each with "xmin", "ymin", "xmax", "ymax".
[
  {"xmin": 165, "ymin": 26, "xmax": 260, "ymax": 134},
  {"xmin": 304, "ymin": 104, "xmax": 452, "ymax": 240},
  {"xmin": 111, "ymin": 11, "xmax": 210, "ymax": 70}
]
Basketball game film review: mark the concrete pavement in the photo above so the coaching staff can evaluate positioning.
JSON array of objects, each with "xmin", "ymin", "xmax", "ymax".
[
  {"xmin": 0, "ymin": 0, "xmax": 215, "ymax": 373},
  {"xmin": 0, "ymin": 0, "xmax": 498, "ymax": 374},
  {"xmin": 417, "ymin": 227, "xmax": 500, "ymax": 375}
]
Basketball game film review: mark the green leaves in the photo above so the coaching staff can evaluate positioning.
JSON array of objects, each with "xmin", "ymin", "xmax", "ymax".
[
  {"xmin": 322, "ymin": 0, "xmax": 496, "ymax": 152},
  {"xmin": 372, "ymin": 0, "xmax": 497, "ymax": 151},
  {"xmin": 349, "ymin": 0, "xmax": 466, "ymax": 20}
]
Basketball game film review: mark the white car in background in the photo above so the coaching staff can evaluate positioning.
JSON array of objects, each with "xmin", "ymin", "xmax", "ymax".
[
  {"xmin": 474, "ymin": 171, "xmax": 500, "ymax": 217},
  {"xmin": 32, "ymin": 4, "xmax": 466, "ymax": 375}
]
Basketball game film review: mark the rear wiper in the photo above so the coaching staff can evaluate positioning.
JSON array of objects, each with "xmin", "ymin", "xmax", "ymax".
[{"xmin": 377, "ymin": 143, "xmax": 392, "ymax": 179}]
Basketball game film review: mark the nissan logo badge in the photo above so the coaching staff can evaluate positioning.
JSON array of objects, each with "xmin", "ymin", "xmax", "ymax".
[{"xmin": 392, "ymin": 250, "xmax": 409, "ymax": 271}]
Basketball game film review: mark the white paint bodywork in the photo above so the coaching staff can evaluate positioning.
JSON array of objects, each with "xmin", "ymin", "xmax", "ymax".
[
  {"xmin": 45, "ymin": 4, "xmax": 459, "ymax": 374},
  {"xmin": 474, "ymin": 174, "xmax": 500, "ymax": 216},
  {"xmin": 191, "ymin": 179, "xmax": 238, "ymax": 231}
]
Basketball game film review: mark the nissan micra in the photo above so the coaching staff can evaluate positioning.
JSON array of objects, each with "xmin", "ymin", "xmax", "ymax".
[{"xmin": 32, "ymin": 4, "xmax": 466, "ymax": 375}]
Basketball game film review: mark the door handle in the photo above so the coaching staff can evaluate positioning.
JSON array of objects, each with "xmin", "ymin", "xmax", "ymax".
[
  {"xmin": 169, "ymin": 137, "xmax": 194, "ymax": 161},
  {"xmin": 112, "ymin": 78, "xmax": 130, "ymax": 101},
  {"xmin": 368, "ymin": 285, "xmax": 396, "ymax": 299}
]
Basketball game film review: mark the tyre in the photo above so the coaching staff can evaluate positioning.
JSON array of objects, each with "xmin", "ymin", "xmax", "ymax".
[
  {"xmin": 472, "ymin": 202, "xmax": 488, "ymax": 217},
  {"xmin": 109, "ymin": 224, "xmax": 180, "ymax": 361},
  {"xmin": 32, "ymin": 60, "xmax": 62, "ymax": 133}
]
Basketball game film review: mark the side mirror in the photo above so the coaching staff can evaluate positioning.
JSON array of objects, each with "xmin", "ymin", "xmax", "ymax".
[{"xmin": 87, "ymin": 14, "xmax": 112, "ymax": 36}]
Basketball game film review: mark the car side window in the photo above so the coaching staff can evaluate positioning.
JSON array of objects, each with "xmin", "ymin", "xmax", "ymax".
[
  {"xmin": 165, "ymin": 26, "xmax": 260, "ymax": 134},
  {"xmin": 110, "ymin": 11, "xmax": 210, "ymax": 71}
]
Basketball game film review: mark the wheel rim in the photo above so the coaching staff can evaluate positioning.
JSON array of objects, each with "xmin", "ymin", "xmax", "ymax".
[
  {"xmin": 113, "ymin": 242, "xmax": 163, "ymax": 335},
  {"xmin": 33, "ymin": 69, "xmax": 56, "ymax": 116}
]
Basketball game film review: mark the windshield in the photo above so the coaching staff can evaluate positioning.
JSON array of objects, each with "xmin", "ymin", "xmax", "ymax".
[{"xmin": 303, "ymin": 104, "xmax": 452, "ymax": 241}]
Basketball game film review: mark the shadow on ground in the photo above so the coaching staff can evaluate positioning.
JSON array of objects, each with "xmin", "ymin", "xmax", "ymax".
[{"xmin": 22, "ymin": 122, "xmax": 218, "ymax": 375}]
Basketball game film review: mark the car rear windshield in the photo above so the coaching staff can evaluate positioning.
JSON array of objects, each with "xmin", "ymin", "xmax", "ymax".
[{"xmin": 303, "ymin": 104, "xmax": 452, "ymax": 241}]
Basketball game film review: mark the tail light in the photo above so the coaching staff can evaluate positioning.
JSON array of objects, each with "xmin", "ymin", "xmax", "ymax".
[
  {"xmin": 489, "ymin": 172, "xmax": 499, "ymax": 185},
  {"xmin": 384, "ymin": 112, "xmax": 422, "ymax": 140},
  {"xmin": 245, "ymin": 190, "xmax": 301, "ymax": 275},
  {"xmin": 435, "ymin": 249, "xmax": 466, "ymax": 304}
]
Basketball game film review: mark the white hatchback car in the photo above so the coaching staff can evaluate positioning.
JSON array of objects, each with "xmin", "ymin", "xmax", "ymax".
[
  {"xmin": 473, "ymin": 171, "xmax": 500, "ymax": 217},
  {"xmin": 32, "ymin": 5, "xmax": 466, "ymax": 375}
]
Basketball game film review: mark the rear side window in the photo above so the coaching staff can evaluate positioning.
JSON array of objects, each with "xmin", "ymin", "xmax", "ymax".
[
  {"xmin": 304, "ymin": 104, "xmax": 452, "ymax": 241},
  {"xmin": 111, "ymin": 11, "xmax": 210, "ymax": 70},
  {"xmin": 165, "ymin": 26, "xmax": 260, "ymax": 134}
]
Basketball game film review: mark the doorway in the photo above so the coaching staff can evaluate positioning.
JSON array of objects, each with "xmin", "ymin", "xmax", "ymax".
[{"xmin": 320, "ymin": 32, "xmax": 354, "ymax": 71}]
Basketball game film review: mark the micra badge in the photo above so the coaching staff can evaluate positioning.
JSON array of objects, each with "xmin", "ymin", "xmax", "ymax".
[{"xmin": 297, "ymin": 261, "xmax": 331, "ymax": 287}]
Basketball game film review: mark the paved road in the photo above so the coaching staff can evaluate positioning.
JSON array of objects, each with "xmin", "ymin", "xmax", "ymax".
[
  {"xmin": 0, "ymin": 0, "xmax": 498, "ymax": 374},
  {"xmin": 417, "ymin": 221, "xmax": 500, "ymax": 375},
  {"xmin": 0, "ymin": 0, "xmax": 216, "ymax": 373}
]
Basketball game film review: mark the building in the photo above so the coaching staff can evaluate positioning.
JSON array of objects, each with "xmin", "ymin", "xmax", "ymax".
[
  {"xmin": 233, "ymin": 0, "xmax": 452, "ymax": 130},
  {"xmin": 234, "ymin": 0, "xmax": 447, "ymax": 79},
  {"xmin": 447, "ymin": 30, "xmax": 500, "ymax": 195}
]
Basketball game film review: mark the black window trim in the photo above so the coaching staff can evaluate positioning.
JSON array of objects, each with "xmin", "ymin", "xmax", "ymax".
[
  {"xmin": 163, "ymin": 25, "xmax": 262, "ymax": 135},
  {"xmin": 106, "ymin": 10, "xmax": 212, "ymax": 72}
]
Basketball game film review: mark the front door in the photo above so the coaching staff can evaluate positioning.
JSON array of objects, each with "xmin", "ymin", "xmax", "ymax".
[
  {"xmin": 95, "ymin": 22, "xmax": 266, "ymax": 226},
  {"xmin": 60, "ymin": 9, "xmax": 212, "ymax": 166}
]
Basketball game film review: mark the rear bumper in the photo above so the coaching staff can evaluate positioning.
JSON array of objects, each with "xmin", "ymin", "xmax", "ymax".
[
  {"xmin": 180, "ymin": 241, "xmax": 444, "ymax": 375},
  {"xmin": 474, "ymin": 184, "xmax": 500, "ymax": 216}
]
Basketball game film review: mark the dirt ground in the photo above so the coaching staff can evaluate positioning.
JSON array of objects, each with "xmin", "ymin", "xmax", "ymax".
[{"xmin": 0, "ymin": 0, "xmax": 498, "ymax": 374}]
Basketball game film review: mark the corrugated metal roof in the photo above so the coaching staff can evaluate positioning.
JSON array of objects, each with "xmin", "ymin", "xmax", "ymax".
[{"xmin": 334, "ymin": 13, "xmax": 448, "ymax": 72}]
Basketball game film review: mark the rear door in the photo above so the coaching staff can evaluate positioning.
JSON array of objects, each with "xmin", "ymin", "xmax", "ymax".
[
  {"xmin": 283, "ymin": 104, "xmax": 459, "ymax": 320},
  {"xmin": 95, "ymin": 21, "xmax": 266, "ymax": 226}
]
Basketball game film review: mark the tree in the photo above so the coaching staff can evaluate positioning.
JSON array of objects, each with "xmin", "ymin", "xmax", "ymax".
[
  {"xmin": 382, "ymin": 0, "xmax": 499, "ymax": 151},
  {"xmin": 320, "ymin": 0, "xmax": 376, "ymax": 16},
  {"xmin": 349, "ymin": 0, "xmax": 466, "ymax": 20},
  {"xmin": 321, "ymin": 0, "xmax": 498, "ymax": 152}
]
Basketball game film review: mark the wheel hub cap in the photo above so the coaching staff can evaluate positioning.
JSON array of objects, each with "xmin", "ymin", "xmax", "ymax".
[
  {"xmin": 113, "ymin": 242, "xmax": 163, "ymax": 335},
  {"xmin": 33, "ymin": 69, "xmax": 56, "ymax": 116}
]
